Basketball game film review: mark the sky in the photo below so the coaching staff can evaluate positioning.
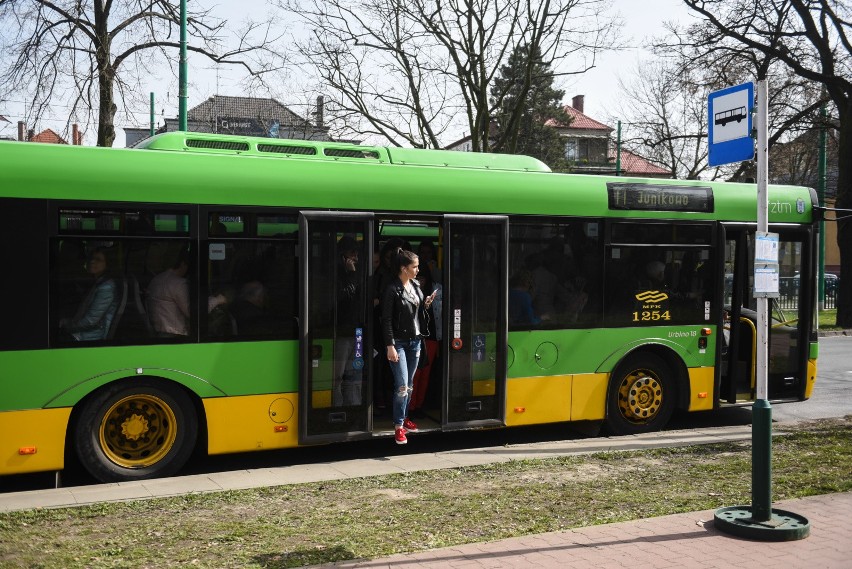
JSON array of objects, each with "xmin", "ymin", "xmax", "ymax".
[
  {"xmin": 570, "ymin": 0, "xmax": 697, "ymax": 121},
  {"xmin": 0, "ymin": 0, "xmax": 698, "ymax": 146}
]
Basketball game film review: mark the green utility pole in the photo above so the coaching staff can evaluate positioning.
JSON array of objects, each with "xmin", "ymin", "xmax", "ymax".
[
  {"xmin": 179, "ymin": 0, "xmax": 187, "ymax": 131},
  {"xmin": 818, "ymin": 103, "xmax": 827, "ymax": 309},
  {"xmin": 615, "ymin": 120, "xmax": 622, "ymax": 176},
  {"xmin": 150, "ymin": 93, "xmax": 156, "ymax": 138}
]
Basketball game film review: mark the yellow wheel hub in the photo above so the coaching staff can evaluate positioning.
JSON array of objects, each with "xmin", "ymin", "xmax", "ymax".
[
  {"xmin": 98, "ymin": 394, "xmax": 178, "ymax": 468},
  {"xmin": 120, "ymin": 413, "xmax": 150, "ymax": 441},
  {"xmin": 617, "ymin": 370, "xmax": 663, "ymax": 424}
]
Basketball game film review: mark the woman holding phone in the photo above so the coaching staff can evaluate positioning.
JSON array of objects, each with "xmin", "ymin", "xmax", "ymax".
[{"xmin": 381, "ymin": 248, "xmax": 437, "ymax": 444}]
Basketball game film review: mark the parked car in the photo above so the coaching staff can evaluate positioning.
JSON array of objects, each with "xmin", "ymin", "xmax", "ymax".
[
  {"xmin": 824, "ymin": 273, "xmax": 839, "ymax": 294},
  {"xmin": 790, "ymin": 272, "xmax": 839, "ymax": 294}
]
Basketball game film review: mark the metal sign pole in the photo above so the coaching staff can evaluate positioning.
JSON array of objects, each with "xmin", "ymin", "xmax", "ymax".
[
  {"xmin": 713, "ymin": 79, "xmax": 809, "ymax": 540},
  {"xmin": 752, "ymin": 79, "xmax": 772, "ymax": 520}
]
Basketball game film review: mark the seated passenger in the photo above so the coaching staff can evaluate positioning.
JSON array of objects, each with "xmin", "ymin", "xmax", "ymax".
[
  {"xmin": 509, "ymin": 270, "xmax": 540, "ymax": 326},
  {"xmin": 59, "ymin": 248, "xmax": 119, "ymax": 341},
  {"xmin": 231, "ymin": 281, "xmax": 281, "ymax": 336},
  {"xmin": 147, "ymin": 248, "xmax": 190, "ymax": 337}
]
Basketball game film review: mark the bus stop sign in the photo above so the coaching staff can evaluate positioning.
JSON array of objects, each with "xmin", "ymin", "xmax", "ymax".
[{"xmin": 708, "ymin": 82, "xmax": 754, "ymax": 166}]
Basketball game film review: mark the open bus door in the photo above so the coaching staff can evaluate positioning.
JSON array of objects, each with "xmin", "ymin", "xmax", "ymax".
[
  {"xmin": 719, "ymin": 226, "xmax": 814, "ymax": 404},
  {"xmin": 442, "ymin": 215, "xmax": 508, "ymax": 428},
  {"xmin": 299, "ymin": 212, "xmax": 374, "ymax": 443}
]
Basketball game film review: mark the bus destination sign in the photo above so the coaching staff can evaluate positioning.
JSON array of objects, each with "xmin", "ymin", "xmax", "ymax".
[{"xmin": 607, "ymin": 183, "xmax": 714, "ymax": 213}]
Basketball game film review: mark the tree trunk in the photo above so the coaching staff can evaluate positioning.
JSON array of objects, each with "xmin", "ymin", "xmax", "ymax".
[
  {"xmin": 94, "ymin": 4, "xmax": 116, "ymax": 147},
  {"xmin": 835, "ymin": 97, "xmax": 852, "ymax": 328},
  {"xmin": 97, "ymin": 65, "xmax": 117, "ymax": 147}
]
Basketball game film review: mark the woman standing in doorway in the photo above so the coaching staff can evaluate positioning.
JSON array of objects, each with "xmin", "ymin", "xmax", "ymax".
[{"xmin": 381, "ymin": 248, "xmax": 436, "ymax": 444}]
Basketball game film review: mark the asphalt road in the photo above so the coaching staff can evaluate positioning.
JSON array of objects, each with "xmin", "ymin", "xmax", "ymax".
[{"xmin": 772, "ymin": 335, "xmax": 852, "ymax": 422}]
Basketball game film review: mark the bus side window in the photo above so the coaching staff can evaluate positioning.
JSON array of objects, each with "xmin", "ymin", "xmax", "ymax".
[{"xmin": 204, "ymin": 218, "xmax": 299, "ymax": 342}]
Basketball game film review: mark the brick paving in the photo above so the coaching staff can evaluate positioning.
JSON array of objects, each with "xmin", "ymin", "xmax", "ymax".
[{"xmin": 318, "ymin": 493, "xmax": 852, "ymax": 569}]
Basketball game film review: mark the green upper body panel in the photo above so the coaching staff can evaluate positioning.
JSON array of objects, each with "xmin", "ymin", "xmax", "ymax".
[{"xmin": 0, "ymin": 133, "xmax": 815, "ymax": 224}]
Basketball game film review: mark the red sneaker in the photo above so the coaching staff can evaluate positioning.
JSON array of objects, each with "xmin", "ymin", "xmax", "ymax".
[
  {"xmin": 403, "ymin": 418, "xmax": 418, "ymax": 432},
  {"xmin": 395, "ymin": 427, "xmax": 408, "ymax": 445}
]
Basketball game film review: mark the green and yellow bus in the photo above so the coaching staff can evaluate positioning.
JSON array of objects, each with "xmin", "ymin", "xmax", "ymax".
[{"xmin": 0, "ymin": 132, "xmax": 819, "ymax": 482}]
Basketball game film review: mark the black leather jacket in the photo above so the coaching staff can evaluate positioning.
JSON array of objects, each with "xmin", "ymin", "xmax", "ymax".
[{"xmin": 381, "ymin": 277, "xmax": 430, "ymax": 346}]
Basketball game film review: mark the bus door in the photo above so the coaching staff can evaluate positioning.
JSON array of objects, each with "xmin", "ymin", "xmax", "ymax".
[
  {"xmin": 442, "ymin": 215, "xmax": 508, "ymax": 428},
  {"xmin": 720, "ymin": 226, "xmax": 813, "ymax": 403},
  {"xmin": 299, "ymin": 212, "xmax": 374, "ymax": 443}
]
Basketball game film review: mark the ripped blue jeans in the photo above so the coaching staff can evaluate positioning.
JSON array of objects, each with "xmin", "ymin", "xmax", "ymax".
[{"xmin": 389, "ymin": 338, "xmax": 421, "ymax": 428}]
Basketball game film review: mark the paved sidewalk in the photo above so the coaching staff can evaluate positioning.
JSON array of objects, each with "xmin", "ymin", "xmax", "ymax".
[
  {"xmin": 0, "ymin": 424, "xmax": 757, "ymax": 513},
  {"xmin": 319, "ymin": 492, "xmax": 851, "ymax": 569}
]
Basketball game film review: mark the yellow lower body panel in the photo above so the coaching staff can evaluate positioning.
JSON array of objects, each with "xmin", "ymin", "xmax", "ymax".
[
  {"xmin": 570, "ymin": 373, "xmax": 608, "ymax": 421},
  {"xmin": 687, "ymin": 367, "xmax": 715, "ymax": 411},
  {"xmin": 505, "ymin": 375, "xmax": 571, "ymax": 426},
  {"xmin": 505, "ymin": 373, "xmax": 611, "ymax": 427},
  {"xmin": 0, "ymin": 408, "xmax": 72, "ymax": 476},
  {"xmin": 204, "ymin": 393, "xmax": 299, "ymax": 455},
  {"xmin": 805, "ymin": 359, "xmax": 817, "ymax": 399}
]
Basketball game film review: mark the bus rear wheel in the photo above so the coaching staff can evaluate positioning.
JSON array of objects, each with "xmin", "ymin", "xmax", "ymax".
[
  {"xmin": 73, "ymin": 379, "xmax": 198, "ymax": 482},
  {"xmin": 605, "ymin": 353, "xmax": 675, "ymax": 436}
]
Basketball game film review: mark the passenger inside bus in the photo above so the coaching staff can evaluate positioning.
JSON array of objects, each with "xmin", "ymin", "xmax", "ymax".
[
  {"xmin": 146, "ymin": 248, "xmax": 190, "ymax": 337},
  {"xmin": 409, "ymin": 263, "xmax": 441, "ymax": 417},
  {"xmin": 509, "ymin": 269, "xmax": 540, "ymax": 326},
  {"xmin": 333, "ymin": 235, "xmax": 364, "ymax": 407},
  {"xmin": 372, "ymin": 237, "xmax": 408, "ymax": 412},
  {"xmin": 230, "ymin": 281, "xmax": 281, "ymax": 336},
  {"xmin": 59, "ymin": 247, "xmax": 120, "ymax": 341}
]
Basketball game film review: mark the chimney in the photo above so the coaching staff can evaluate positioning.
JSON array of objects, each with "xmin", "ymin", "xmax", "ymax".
[
  {"xmin": 72, "ymin": 123, "xmax": 81, "ymax": 145},
  {"xmin": 572, "ymin": 95, "xmax": 585, "ymax": 113},
  {"xmin": 18, "ymin": 121, "xmax": 25, "ymax": 141},
  {"xmin": 315, "ymin": 95, "xmax": 324, "ymax": 128}
]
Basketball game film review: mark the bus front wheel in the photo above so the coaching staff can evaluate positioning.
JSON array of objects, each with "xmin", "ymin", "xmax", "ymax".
[
  {"xmin": 605, "ymin": 353, "xmax": 675, "ymax": 436},
  {"xmin": 73, "ymin": 379, "xmax": 198, "ymax": 482}
]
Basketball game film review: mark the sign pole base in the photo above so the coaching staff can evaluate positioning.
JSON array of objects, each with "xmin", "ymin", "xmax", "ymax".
[
  {"xmin": 714, "ymin": 506, "xmax": 810, "ymax": 541},
  {"xmin": 714, "ymin": 401, "xmax": 809, "ymax": 541}
]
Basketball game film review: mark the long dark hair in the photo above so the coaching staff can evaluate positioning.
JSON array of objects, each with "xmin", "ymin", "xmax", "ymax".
[{"xmin": 394, "ymin": 247, "xmax": 418, "ymax": 275}]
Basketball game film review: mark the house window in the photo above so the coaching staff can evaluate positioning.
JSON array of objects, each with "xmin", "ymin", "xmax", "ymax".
[
  {"xmin": 564, "ymin": 139, "xmax": 577, "ymax": 161},
  {"xmin": 564, "ymin": 137, "xmax": 608, "ymax": 163}
]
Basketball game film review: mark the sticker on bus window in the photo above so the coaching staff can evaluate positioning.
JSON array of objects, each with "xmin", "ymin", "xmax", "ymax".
[
  {"xmin": 633, "ymin": 290, "xmax": 671, "ymax": 323},
  {"xmin": 209, "ymin": 243, "xmax": 226, "ymax": 260}
]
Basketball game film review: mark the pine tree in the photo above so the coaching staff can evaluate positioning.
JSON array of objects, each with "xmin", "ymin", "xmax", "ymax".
[{"xmin": 491, "ymin": 45, "xmax": 571, "ymax": 170}]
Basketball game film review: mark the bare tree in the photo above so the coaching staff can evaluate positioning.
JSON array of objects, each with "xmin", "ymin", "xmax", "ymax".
[
  {"xmin": 614, "ymin": 57, "xmax": 824, "ymax": 181},
  {"xmin": 278, "ymin": 0, "xmax": 621, "ymax": 149},
  {"xmin": 0, "ymin": 1, "xmax": 286, "ymax": 147},
  {"xmin": 613, "ymin": 59, "xmax": 711, "ymax": 180},
  {"xmin": 660, "ymin": 0, "xmax": 852, "ymax": 326}
]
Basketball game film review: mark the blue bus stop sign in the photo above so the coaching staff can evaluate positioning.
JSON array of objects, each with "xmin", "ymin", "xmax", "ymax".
[{"xmin": 708, "ymin": 82, "xmax": 754, "ymax": 166}]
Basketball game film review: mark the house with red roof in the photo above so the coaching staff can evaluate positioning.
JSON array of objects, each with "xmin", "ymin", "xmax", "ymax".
[
  {"xmin": 549, "ymin": 95, "xmax": 669, "ymax": 178},
  {"xmin": 12, "ymin": 122, "xmax": 84, "ymax": 145},
  {"xmin": 447, "ymin": 95, "xmax": 670, "ymax": 178}
]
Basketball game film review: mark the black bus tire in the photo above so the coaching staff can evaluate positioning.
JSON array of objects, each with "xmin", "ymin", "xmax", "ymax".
[
  {"xmin": 605, "ymin": 352, "xmax": 676, "ymax": 436},
  {"xmin": 73, "ymin": 379, "xmax": 198, "ymax": 482}
]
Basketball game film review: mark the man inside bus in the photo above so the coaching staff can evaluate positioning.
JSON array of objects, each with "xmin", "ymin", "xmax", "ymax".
[
  {"xmin": 335, "ymin": 235, "xmax": 364, "ymax": 406},
  {"xmin": 147, "ymin": 247, "xmax": 191, "ymax": 337}
]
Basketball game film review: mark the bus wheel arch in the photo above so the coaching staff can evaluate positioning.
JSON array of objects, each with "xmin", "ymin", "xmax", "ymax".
[
  {"xmin": 604, "ymin": 347, "xmax": 687, "ymax": 436},
  {"xmin": 69, "ymin": 376, "xmax": 201, "ymax": 483}
]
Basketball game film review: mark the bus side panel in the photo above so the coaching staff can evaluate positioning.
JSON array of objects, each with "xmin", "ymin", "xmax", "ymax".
[
  {"xmin": 570, "ymin": 373, "xmax": 608, "ymax": 421},
  {"xmin": 505, "ymin": 375, "xmax": 571, "ymax": 426},
  {"xmin": 687, "ymin": 367, "xmax": 715, "ymax": 411},
  {"xmin": 204, "ymin": 393, "xmax": 300, "ymax": 455},
  {"xmin": 0, "ymin": 408, "xmax": 71, "ymax": 475}
]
